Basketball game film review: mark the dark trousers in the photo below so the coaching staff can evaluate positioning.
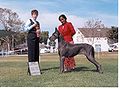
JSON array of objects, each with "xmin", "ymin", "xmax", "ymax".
[{"xmin": 27, "ymin": 32, "xmax": 39, "ymax": 62}]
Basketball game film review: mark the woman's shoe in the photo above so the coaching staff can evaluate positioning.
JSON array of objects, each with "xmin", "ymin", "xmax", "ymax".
[
  {"xmin": 64, "ymin": 68, "xmax": 71, "ymax": 72},
  {"xmin": 72, "ymin": 67, "xmax": 75, "ymax": 70},
  {"xmin": 64, "ymin": 68, "xmax": 67, "ymax": 72}
]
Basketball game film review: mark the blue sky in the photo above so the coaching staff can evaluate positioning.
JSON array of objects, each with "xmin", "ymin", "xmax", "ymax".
[{"xmin": 0, "ymin": 0, "xmax": 118, "ymax": 35}]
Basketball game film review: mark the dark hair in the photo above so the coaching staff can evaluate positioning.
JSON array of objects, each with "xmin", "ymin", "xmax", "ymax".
[
  {"xmin": 31, "ymin": 9, "xmax": 38, "ymax": 15},
  {"xmin": 59, "ymin": 14, "xmax": 67, "ymax": 21}
]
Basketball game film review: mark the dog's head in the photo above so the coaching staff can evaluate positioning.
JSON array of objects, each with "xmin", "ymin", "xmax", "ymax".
[{"xmin": 49, "ymin": 27, "xmax": 60, "ymax": 41}]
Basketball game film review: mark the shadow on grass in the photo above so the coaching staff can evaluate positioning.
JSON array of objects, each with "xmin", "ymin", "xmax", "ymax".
[
  {"xmin": 41, "ymin": 66, "xmax": 97, "ymax": 73},
  {"xmin": 41, "ymin": 67, "xmax": 59, "ymax": 71},
  {"xmin": 73, "ymin": 67, "xmax": 97, "ymax": 72}
]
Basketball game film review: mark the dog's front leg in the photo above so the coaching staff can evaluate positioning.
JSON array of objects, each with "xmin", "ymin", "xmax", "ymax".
[{"xmin": 60, "ymin": 56, "xmax": 65, "ymax": 73}]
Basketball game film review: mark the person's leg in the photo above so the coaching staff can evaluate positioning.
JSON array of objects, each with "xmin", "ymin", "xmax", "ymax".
[
  {"xmin": 68, "ymin": 57, "xmax": 76, "ymax": 70},
  {"xmin": 27, "ymin": 34, "xmax": 36, "ymax": 62},
  {"xmin": 27, "ymin": 34, "xmax": 36, "ymax": 75},
  {"xmin": 64, "ymin": 58, "xmax": 71, "ymax": 71},
  {"xmin": 35, "ymin": 38, "xmax": 39, "ymax": 63}
]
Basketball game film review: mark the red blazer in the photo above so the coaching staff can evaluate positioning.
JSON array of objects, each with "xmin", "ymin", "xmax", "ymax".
[{"xmin": 58, "ymin": 22, "xmax": 76, "ymax": 43}]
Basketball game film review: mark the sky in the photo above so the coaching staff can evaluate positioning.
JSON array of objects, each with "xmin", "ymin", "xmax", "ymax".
[{"xmin": 0, "ymin": 0, "xmax": 118, "ymax": 35}]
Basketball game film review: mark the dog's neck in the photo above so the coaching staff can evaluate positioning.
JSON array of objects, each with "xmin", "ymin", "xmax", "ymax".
[{"xmin": 58, "ymin": 35, "xmax": 67, "ymax": 48}]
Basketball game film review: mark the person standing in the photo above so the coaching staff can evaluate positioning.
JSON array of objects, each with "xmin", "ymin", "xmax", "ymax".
[
  {"xmin": 25, "ymin": 9, "xmax": 40, "ymax": 63},
  {"xmin": 58, "ymin": 14, "xmax": 76, "ymax": 72}
]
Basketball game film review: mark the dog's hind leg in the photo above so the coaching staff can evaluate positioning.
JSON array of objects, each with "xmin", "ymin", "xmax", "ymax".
[{"xmin": 85, "ymin": 54, "xmax": 103, "ymax": 74}]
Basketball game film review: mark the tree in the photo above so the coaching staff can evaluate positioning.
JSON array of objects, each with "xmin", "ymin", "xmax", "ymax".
[
  {"xmin": 0, "ymin": 30, "xmax": 16, "ymax": 51},
  {"xmin": 0, "ymin": 8, "xmax": 23, "ymax": 31},
  {"xmin": 13, "ymin": 32, "xmax": 27, "ymax": 46},
  {"xmin": 84, "ymin": 19, "xmax": 105, "ymax": 28},
  {"xmin": 83, "ymin": 19, "xmax": 105, "ymax": 44},
  {"xmin": 39, "ymin": 31, "xmax": 49, "ymax": 45},
  {"xmin": 0, "ymin": 8, "xmax": 23, "ymax": 51},
  {"xmin": 107, "ymin": 26, "xmax": 118, "ymax": 44}
]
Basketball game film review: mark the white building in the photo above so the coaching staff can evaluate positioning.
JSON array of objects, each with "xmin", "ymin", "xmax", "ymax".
[{"xmin": 73, "ymin": 28, "xmax": 110, "ymax": 52}]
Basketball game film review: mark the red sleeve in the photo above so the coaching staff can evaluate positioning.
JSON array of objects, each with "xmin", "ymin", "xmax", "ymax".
[{"xmin": 68, "ymin": 22, "xmax": 76, "ymax": 36}]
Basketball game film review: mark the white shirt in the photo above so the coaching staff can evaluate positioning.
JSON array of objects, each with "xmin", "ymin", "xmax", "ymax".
[{"xmin": 24, "ymin": 18, "xmax": 37, "ymax": 31}]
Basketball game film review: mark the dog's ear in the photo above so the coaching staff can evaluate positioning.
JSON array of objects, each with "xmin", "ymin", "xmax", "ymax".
[
  {"xmin": 55, "ymin": 27, "xmax": 60, "ymax": 35},
  {"xmin": 55, "ymin": 27, "xmax": 58, "ymax": 32}
]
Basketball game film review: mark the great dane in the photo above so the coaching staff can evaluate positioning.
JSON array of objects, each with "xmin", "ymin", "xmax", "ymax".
[{"xmin": 49, "ymin": 28, "xmax": 103, "ymax": 74}]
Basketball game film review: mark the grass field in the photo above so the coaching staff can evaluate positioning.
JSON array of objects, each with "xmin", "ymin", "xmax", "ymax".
[{"xmin": 0, "ymin": 52, "xmax": 118, "ymax": 87}]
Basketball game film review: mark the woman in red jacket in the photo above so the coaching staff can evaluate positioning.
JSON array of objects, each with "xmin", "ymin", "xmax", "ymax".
[{"xmin": 58, "ymin": 14, "xmax": 76, "ymax": 72}]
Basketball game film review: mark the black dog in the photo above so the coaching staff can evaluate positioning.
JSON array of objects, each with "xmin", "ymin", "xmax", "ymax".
[{"xmin": 49, "ymin": 28, "xmax": 103, "ymax": 73}]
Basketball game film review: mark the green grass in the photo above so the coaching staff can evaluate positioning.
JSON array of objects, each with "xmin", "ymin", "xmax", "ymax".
[{"xmin": 0, "ymin": 52, "xmax": 118, "ymax": 87}]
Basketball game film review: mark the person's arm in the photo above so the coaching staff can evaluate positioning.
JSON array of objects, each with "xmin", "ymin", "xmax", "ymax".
[
  {"xmin": 36, "ymin": 24, "xmax": 41, "ymax": 32},
  {"xmin": 69, "ymin": 22, "xmax": 76, "ymax": 36},
  {"xmin": 58, "ymin": 26, "xmax": 64, "ymax": 36},
  {"xmin": 36, "ymin": 22, "xmax": 41, "ymax": 37},
  {"xmin": 24, "ymin": 19, "xmax": 37, "ymax": 31}
]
